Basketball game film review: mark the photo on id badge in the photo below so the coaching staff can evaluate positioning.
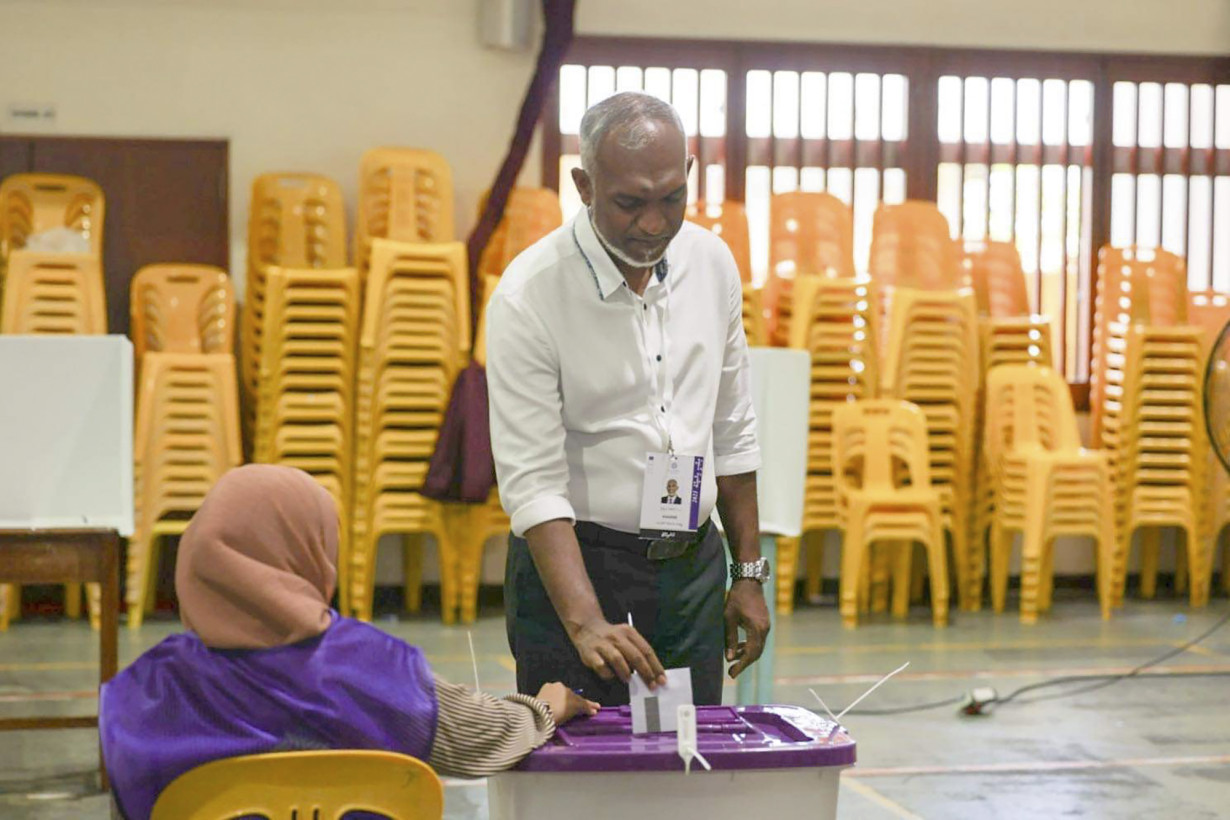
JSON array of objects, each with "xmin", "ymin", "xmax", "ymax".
[{"xmin": 640, "ymin": 452, "xmax": 702, "ymax": 539}]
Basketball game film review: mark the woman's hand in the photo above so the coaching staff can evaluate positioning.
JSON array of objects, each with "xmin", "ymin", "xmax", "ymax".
[{"xmin": 536, "ymin": 682, "xmax": 600, "ymax": 724}]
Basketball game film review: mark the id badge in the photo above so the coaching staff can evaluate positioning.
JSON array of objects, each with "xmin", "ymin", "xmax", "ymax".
[{"xmin": 639, "ymin": 451, "xmax": 705, "ymax": 541}]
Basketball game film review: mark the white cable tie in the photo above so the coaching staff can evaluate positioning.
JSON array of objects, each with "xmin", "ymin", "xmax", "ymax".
[{"xmin": 836, "ymin": 661, "xmax": 909, "ymax": 720}]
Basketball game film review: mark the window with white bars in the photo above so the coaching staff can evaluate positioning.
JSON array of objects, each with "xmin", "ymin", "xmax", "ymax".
[
  {"xmin": 1109, "ymin": 81, "xmax": 1230, "ymax": 293},
  {"xmin": 547, "ymin": 40, "xmax": 1230, "ymax": 395},
  {"xmin": 744, "ymin": 69, "xmax": 909, "ymax": 281},
  {"xmin": 935, "ymin": 75, "xmax": 1096, "ymax": 380},
  {"xmin": 556, "ymin": 63, "xmax": 728, "ymax": 220}
]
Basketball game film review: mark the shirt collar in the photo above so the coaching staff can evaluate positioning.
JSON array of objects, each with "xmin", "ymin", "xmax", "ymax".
[{"xmin": 572, "ymin": 211, "xmax": 671, "ymax": 301}]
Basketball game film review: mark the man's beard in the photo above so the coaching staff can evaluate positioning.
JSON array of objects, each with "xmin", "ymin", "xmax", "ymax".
[{"xmin": 589, "ymin": 208, "xmax": 670, "ymax": 269}]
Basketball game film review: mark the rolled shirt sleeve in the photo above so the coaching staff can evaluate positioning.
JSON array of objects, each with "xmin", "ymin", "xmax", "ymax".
[
  {"xmin": 710, "ymin": 253, "xmax": 762, "ymax": 477},
  {"xmin": 486, "ymin": 289, "xmax": 577, "ymax": 537},
  {"xmin": 427, "ymin": 675, "xmax": 556, "ymax": 778}
]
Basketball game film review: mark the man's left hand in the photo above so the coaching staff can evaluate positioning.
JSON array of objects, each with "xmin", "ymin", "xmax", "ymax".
[{"xmin": 724, "ymin": 579, "xmax": 770, "ymax": 679}]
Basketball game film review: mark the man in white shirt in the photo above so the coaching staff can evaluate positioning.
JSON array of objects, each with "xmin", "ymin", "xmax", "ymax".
[{"xmin": 487, "ymin": 91, "xmax": 769, "ymax": 706}]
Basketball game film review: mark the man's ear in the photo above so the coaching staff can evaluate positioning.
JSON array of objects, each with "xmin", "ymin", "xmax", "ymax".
[{"xmin": 571, "ymin": 167, "xmax": 593, "ymax": 209}]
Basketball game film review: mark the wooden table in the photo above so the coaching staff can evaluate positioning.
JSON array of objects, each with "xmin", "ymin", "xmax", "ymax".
[{"xmin": 0, "ymin": 528, "xmax": 120, "ymax": 788}]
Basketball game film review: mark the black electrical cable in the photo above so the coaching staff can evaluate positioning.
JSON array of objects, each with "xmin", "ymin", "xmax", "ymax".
[{"xmin": 814, "ymin": 608, "xmax": 1230, "ymax": 718}]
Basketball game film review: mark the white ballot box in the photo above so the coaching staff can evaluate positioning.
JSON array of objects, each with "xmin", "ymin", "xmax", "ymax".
[{"xmin": 0, "ymin": 336, "xmax": 134, "ymax": 534}]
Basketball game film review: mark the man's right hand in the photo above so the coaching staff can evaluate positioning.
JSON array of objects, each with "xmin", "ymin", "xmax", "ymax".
[{"xmin": 569, "ymin": 619, "xmax": 667, "ymax": 687}]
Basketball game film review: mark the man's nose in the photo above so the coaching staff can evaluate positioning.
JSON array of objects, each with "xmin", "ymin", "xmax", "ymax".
[{"xmin": 636, "ymin": 206, "xmax": 669, "ymax": 238}]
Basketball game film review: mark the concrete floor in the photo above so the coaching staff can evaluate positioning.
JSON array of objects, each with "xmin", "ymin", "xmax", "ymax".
[{"xmin": 2, "ymin": 589, "xmax": 1229, "ymax": 819}]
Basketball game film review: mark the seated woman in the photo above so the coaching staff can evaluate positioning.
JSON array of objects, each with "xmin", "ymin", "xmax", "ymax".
[{"xmin": 100, "ymin": 464, "xmax": 598, "ymax": 820}]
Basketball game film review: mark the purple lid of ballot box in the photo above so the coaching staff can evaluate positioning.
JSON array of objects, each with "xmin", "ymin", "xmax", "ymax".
[{"xmin": 516, "ymin": 705, "xmax": 855, "ymax": 773}]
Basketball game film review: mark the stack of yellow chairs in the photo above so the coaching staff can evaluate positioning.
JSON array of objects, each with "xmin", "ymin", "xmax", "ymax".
[
  {"xmin": 355, "ymin": 148, "xmax": 454, "ymax": 277},
  {"xmin": 242, "ymin": 173, "xmax": 348, "ymax": 450},
  {"xmin": 983, "ymin": 365, "xmax": 1115, "ymax": 622},
  {"xmin": 766, "ymin": 192, "xmax": 854, "ymax": 347},
  {"xmin": 478, "ymin": 188, "xmax": 562, "ymax": 279},
  {"xmin": 125, "ymin": 265, "xmax": 241, "ymax": 629},
  {"xmin": 1092, "ymin": 247, "xmax": 1209, "ymax": 607},
  {"xmin": 964, "ymin": 241, "xmax": 1055, "ymax": 593},
  {"xmin": 831, "ymin": 399, "xmax": 950, "ymax": 628},
  {"xmin": 1188, "ymin": 290, "xmax": 1230, "ymax": 593},
  {"xmin": 881, "ymin": 286, "xmax": 982, "ymax": 609},
  {"xmin": 351, "ymin": 239, "xmax": 469, "ymax": 623},
  {"xmin": 687, "ymin": 201, "xmax": 753, "ymax": 283},
  {"xmin": 775, "ymin": 275, "xmax": 879, "ymax": 614},
  {"xmin": 0, "ymin": 173, "xmax": 106, "ymax": 630},
  {"xmin": 251, "ymin": 266, "xmax": 360, "ymax": 613}
]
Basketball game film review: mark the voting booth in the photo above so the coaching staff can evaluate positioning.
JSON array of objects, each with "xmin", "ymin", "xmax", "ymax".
[{"xmin": 490, "ymin": 705, "xmax": 855, "ymax": 820}]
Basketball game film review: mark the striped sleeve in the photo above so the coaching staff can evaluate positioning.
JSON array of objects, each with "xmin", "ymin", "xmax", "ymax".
[{"xmin": 427, "ymin": 675, "xmax": 557, "ymax": 778}]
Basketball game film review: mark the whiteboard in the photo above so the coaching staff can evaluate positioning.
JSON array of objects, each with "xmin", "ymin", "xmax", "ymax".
[{"xmin": 0, "ymin": 336, "xmax": 134, "ymax": 534}]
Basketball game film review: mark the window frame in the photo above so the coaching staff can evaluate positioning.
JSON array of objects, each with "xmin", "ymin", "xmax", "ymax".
[{"xmin": 542, "ymin": 35, "xmax": 1230, "ymax": 405}]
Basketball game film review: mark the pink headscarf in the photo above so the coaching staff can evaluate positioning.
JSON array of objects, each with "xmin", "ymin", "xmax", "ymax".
[{"xmin": 175, "ymin": 464, "xmax": 338, "ymax": 649}]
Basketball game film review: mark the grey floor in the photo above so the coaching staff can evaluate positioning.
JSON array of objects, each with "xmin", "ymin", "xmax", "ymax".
[{"xmin": 2, "ymin": 588, "xmax": 1229, "ymax": 819}]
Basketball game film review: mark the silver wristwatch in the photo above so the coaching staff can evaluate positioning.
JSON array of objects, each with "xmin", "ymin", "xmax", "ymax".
[{"xmin": 730, "ymin": 557, "xmax": 771, "ymax": 584}]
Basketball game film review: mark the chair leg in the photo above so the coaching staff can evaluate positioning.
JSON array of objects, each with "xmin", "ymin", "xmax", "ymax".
[
  {"xmin": 87, "ymin": 583, "xmax": 102, "ymax": 631},
  {"xmin": 1139, "ymin": 528, "xmax": 1161, "ymax": 599},
  {"xmin": 925, "ymin": 519, "xmax": 949, "ymax": 627},
  {"xmin": 890, "ymin": 541, "xmax": 912, "ymax": 619},
  {"xmin": 839, "ymin": 528, "xmax": 865, "ymax": 629},
  {"xmin": 1039, "ymin": 536, "xmax": 1056, "ymax": 613},
  {"xmin": 351, "ymin": 529, "xmax": 379, "ymax": 623},
  {"xmin": 402, "ymin": 533, "xmax": 424, "ymax": 614},
  {"xmin": 910, "ymin": 543, "xmax": 926, "ymax": 603},
  {"xmin": 870, "ymin": 545, "xmax": 893, "ymax": 614},
  {"xmin": 1019, "ymin": 520, "xmax": 1046, "ymax": 625},
  {"xmin": 456, "ymin": 507, "xmax": 486, "ymax": 625},
  {"xmin": 126, "ymin": 532, "xmax": 152, "ymax": 630},
  {"xmin": 0, "ymin": 585, "xmax": 13, "ymax": 630},
  {"xmin": 949, "ymin": 524, "xmax": 976, "ymax": 612},
  {"xmin": 437, "ymin": 512, "xmax": 460, "ymax": 626},
  {"xmin": 1175, "ymin": 538, "xmax": 1189, "ymax": 595},
  {"xmin": 1184, "ymin": 525, "xmax": 1209, "ymax": 609},
  {"xmin": 1222, "ymin": 530, "xmax": 1230, "ymax": 595},
  {"xmin": 776, "ymin": 535, "xmax": 801, "ymax": 615},
  {"xmin": 804, "ymin": 532, "xmax": 825, "ymax": 600},
  {"xmin": 1096, "ymin": 523, "xmax": 1114, "ymax": 621},
  {"xmin": 990, "ymin": 521, "xmax": 1013, "ymax": 614}
]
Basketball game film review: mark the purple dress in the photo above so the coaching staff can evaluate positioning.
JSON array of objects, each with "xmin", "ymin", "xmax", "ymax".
[{"xmin": 99, "ymin": 615, "xmax": 439, "ymax": 820}]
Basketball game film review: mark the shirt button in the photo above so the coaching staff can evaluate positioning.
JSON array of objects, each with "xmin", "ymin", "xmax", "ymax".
[
  {"xmin": 656, "ymin": 355, "xmax": 662, "ymax": 362},
  {"xmin": 643, "ymin": 304, "xmax": 648, "ymax": 311},
  {"xmin": 660, "ymin": 405, "xmax": 666, "ymax": 412}
]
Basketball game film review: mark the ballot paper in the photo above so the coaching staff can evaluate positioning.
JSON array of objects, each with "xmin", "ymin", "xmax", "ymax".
[{"xmin": 630, "ymin": 668, "xmax": 693, "ymax": 735}]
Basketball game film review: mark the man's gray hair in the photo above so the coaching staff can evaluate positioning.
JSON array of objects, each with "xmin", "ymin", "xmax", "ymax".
[{"xmin": 579, "ymin": 91, "xmax": 686, "ymax": 175}]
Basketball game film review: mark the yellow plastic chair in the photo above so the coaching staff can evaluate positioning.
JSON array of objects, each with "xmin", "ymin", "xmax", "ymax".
[
  {"xmin": 832, "ymin": 399, "xmax": 949, "ymax": 628},
  {"xmin": 964, "ymin": 241, "xmax": 1030, "ymax": 319},
  {"xmin": 984, "ymin": 365, "xmax": 1115, "ymax": 622},
  {"xmin": 1, "ymin": 250, "xmax": 106, "ymax": 334},
  {"xmin": 766, "ymin": 192, "xmax": 855, "ymax": 346},
  {"xmin": 0, "ymin": 173, "xmax": 105, "ymax": 261},
  {"xmin": 356, "ymin": 148, "xmax": 455, "ymax": 276},
  {"xmin": 688, "ymin": 201, "xmax": 753, "ymax": 283},
  {"xmin": 1189, "ymin": 290, "xmax": 1230, "ymax": 592},
  {"xmin": 741, "ymin": 285, "xmax": 768, "ymax": 347},
  {"xmin": 869, "ymin": 201, "xmax": 959, "ymax": 291},
  {"xmin": 478, "ymin": 187, "xmax": 562, "ymax": 279},
  {"xmin": 130, "ymin": 264, "xmax": 234, "ymax": 375},
  {"xmin": 150, "ymin": 750, "xmax": 443, "ymax": 820}
]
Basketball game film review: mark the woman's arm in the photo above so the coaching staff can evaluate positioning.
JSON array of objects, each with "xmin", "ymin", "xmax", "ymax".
[{"xmin": 427, "ymin": 676, "xmax": 596, "ymax": 778}]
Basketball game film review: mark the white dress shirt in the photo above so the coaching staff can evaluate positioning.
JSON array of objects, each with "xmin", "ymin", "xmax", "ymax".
[{"xmin": 486, "ymin": 211, "xmax": 761, "ymax": 537}]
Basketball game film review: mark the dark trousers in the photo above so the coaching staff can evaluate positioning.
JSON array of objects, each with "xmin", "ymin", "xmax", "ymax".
[{"xmin": 505, "ymin": 521, "xmax": 727, "ymax": 706}]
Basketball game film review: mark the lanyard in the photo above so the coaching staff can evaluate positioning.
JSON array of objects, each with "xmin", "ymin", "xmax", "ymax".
[{"xmin": 572, "ymin": 223, "xmax": 675, "ymax": 453}]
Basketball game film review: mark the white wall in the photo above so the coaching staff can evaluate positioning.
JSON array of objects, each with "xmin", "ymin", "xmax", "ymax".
[
  {"xmin": 0, "ymin": 0, "xmax": 543, "ymax": 281},
  {"xmin": 579, "ymin": 0, "xmax": 1230, "ymax": 55}
]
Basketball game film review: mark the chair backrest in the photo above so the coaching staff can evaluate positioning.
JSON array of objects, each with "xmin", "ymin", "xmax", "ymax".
[
  {"xmin": 472, "ymin": 274, "xmax": 501, "ymax": 368},
  {"xmin": 478, "ymin": 187, "xmax": 562, "ymax": 279},
  {"xmin": 248, "ymin": 173, "xmax": 348, "ymax": 270},
  {"xmin": 869, "ymin": 201, "xmax": 959, "ymax": 290},
  {"xmin": 688, "ymin": 201, "xmax": 753, "ymax": 283},
  {"xmin": 361, "ymin": 239, "xmax": 470, "ymax": 358},
  {"xmin": 130, "ymin": 265, "xmax": 235, "ymax": 365},
  {"xmin": 0, "ymin": 173, "xmax": 105, "ymax": 259},
  {"xmin": 0, "ymin": 250, "xmax": 106, "ymax": 334},
  {"xmin": 964, "ymin": 241, "xmax": 1029, "ymax": 318},
  {"xmin": 984, "ymin": 365, "xmax": 1080, "ymax": 472},
  {"xmin": 356, "ymin": 148, "xmax": 455, "ymax": 273},
  {"xmin": 150, "ymin": 750, "xmax": 444, "ymax": 820},
  {"xmin": 769, "ymin": 192, "xmax": 855, "ymax": 280},
  {"xmin": 832, "ymin": 399, "xmax": 933, "ymax": 494}
]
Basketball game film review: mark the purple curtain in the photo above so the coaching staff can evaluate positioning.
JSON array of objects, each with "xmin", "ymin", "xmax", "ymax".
[{"xmin": 422, "ymin": 0, "xmax": 577, "ymax": 503}]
